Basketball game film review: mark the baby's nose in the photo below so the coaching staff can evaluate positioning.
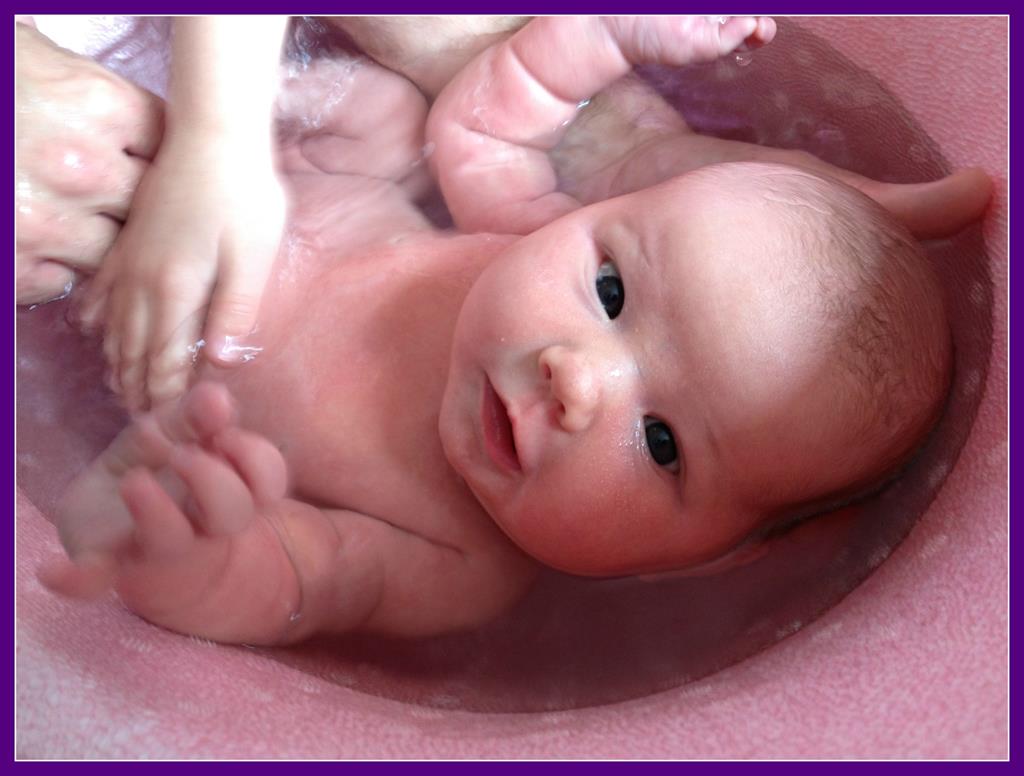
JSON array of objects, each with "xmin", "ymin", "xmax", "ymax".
[{"xmin": 538, "ymin": 345, "xmax": 600, "ymax": 433}]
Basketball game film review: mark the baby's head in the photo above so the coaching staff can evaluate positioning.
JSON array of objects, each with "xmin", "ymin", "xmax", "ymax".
[{"xmin": 440, "ymin": 162, "xmax": 950, "ymax": 577}]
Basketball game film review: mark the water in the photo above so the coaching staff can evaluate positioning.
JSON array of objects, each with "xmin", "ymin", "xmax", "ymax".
[{"xmin": 212, "ymin": 335, "xmax": 263, "ymax": 365}]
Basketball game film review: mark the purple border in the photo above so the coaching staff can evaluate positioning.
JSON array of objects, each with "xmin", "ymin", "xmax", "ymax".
[
  {"xmin": 10, "ymin": 7, "xmax": 1014, "ymax": 767},
  {"xmin": 7, "ymin": 12, "xmax": 17, "ymax": 767},
  {"xmin": 9, "ymin": 3, "xmax": 1021, "ymax": 14},
  {"xmin": 1009, "ymin": 10, "xmax": 1020, "ymax": 768}
]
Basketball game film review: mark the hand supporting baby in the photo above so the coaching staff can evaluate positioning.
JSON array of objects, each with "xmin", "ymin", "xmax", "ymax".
[
  {"xmin": 75, "ymin": 17, "xmax": 290, "ymax": 412},
  {"xmin": 76, "ymin": 124, "xmax": 287, "ymax": 410},
  {"xmin": 15, "ymin": 22, "xmax": 162, "ymax": 305}
]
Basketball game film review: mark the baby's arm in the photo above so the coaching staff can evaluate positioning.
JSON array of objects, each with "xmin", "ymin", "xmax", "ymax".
[
  {"xmin": 428, "ymin": 15, "xmax": 989, "ymax": 240},
  {"xmin": 42, "ymin": 383, "xmax": 522, "ymax": 643},
  {"xmin": 77, "ymin": 17, "xmax": 289, "ymax": 412},
  {"xmin": 426, "ymin": 15, "xmax": 774, "ymax": 234}
]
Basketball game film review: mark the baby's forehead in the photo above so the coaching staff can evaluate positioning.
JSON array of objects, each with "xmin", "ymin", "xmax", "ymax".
[
  {"xmin": 663, "ymin": 174, "xmax": 864, "ymax": 274},
  {"xmin": 649, "ymin": 164, "xmax": 853, "ymax": 226},
  {"xmin": 622, "ymin": 191, "xmax": 850, "ymax": 375}
]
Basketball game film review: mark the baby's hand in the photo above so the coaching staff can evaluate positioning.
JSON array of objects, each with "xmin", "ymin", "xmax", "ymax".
[
  {"xmin": 77, "ymin": 131, "xmax": 287, "ymax": 411},
  {"xmin": 606, "ymin": 15, "xmax": 776, "ymax": 67},
  {"xmin": 40, "ymin": 382, "xmax": 299, "ymax": 643}
]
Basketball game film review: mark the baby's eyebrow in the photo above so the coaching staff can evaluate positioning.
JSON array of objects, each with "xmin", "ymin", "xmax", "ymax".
[{"xmin": 631, "ymin": 233, "xmax": 655, "ymax": 272}]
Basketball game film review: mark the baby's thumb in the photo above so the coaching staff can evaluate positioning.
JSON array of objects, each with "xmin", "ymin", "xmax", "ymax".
[
  {"xmin": 204, "ymin": 277, "xmax": 267, "ymax": 368},
  {"xmin": 38, "ymin": 552, "xmax": 117, "ymax": 600},
  {"xmin": 715, "ymin": 16, "xmax": 759, "ymax": 54}
]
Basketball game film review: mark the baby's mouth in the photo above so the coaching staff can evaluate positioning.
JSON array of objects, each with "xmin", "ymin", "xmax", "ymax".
[{"xmin": 482, "ymin": 377, "xmax": 521, "ymax": 473}]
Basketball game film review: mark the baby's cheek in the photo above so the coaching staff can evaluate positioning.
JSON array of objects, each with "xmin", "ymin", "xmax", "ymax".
[{"xmin": 522, "ymin": 448, "xmax": 643, "ymax": 548}]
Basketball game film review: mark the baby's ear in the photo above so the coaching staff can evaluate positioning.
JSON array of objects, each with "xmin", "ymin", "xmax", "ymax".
[{"xmin": 636, "ymin": 539, "xmax": 772, "ymax": 583}]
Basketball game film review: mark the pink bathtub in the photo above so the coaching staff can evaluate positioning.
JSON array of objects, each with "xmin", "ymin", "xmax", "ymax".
[{"xmin": 15, "ymin": 16, "xmax": 1007, "ymax": 758}]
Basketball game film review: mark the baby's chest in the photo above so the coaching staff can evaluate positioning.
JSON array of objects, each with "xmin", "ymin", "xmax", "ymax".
[{"xmin": 212, "ymin": 242, "xmax": 494, "ymax": 547}]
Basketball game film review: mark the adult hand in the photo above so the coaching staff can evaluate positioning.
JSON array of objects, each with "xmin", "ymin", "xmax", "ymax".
[
  {"xmin": 15, "ymin": 22, "xmax": 163, "ymax": 305},
  {"xmin": 75, "ymin": 130, "xmax": 287, "ymax": 411}
]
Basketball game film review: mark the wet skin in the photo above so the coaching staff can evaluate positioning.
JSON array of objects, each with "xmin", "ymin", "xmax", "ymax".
[{"xmin": 215, "ymin": 165, "xmax": 864, "ymax": 582}]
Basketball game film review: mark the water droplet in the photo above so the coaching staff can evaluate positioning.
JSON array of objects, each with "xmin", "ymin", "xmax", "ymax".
[
  {"xmin": 187, "ymin": 338, "xmax": 205, "ymax": 365},
  {"xmin": 217, "ymin": 335, "xmax": 263, "ymax": 364},
  {"xmin": 735, "ymin": 51, "xmax": 754, "ymax": 68},
  {"xmin": 62, "ymin": 150, "xmax": 84, "ymax": 170}
]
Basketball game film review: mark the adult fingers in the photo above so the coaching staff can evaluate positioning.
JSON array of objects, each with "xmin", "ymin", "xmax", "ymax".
[
  {"xmin": 203, "ymin": 252, "xmax": 278, "ymax": 367},
  {"xmin": 120, "ymin": 86, "xmax": 165, "ymax": 161},
  {"xmin": 145, "ymin": 279, "xmax": 207, "ymax": 408},
  {"xmin": 106, "ymin": 286, "xmax": 152, "ymax": 411},
  {"xmin": 43, "ymin": 214, "xmax": 121, "ymax": 273},
  {"xmin": 74, "ymin": 268, "xmax": 112, "ymax": 332},
  {"xmin": 94, "ymin": 154, "xmax": 149, "ymax": 222},
  {"xmin": 16, "ymin": 259, "xmax": 75, "ymax": 305}
]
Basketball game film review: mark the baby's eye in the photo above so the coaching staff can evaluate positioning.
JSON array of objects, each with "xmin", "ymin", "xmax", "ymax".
[
  {"xmin": 596, "ymin": 260, "xmax": 624, "ymax": 319},
  {"xmin": 644, "ymin": 417, "xmax": 680, "ymax": 472}
]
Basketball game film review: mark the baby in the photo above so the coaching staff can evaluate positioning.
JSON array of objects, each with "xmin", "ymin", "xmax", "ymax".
[
  {"xmin": 23, "ymin": 15, "xmax": 988, "ymax": 413},
  {"xmin": 41, "ymin": 17, "xmax": 956, "ymax": 644}
]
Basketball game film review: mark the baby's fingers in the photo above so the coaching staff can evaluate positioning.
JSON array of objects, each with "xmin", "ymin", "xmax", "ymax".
[
  {"xmin": 168, "ymin": 444, "xmax": 255, "ymax": 536},
  {"xmin": 38, "ymin": 551, "xmax": 117, "ymax": 600},
  {"xmin": 212, "ymin": 427, "xmax": 288, "ymax": 505},
  {"xmin": 747, "ymin": 17, "xmax": 777, "ymax": 49},
  {"xmin": 121, "ymin": 468, "xmax": 195, "ymax": 558},
  {"xmin": 712, "ymin": 17, "xmax": 760, "ymax": 55}
]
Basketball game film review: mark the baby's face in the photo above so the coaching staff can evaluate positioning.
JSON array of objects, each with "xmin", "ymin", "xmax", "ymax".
[{"xmin": 440, "ymin": 173, "xmax": 863, "ymax": 576}]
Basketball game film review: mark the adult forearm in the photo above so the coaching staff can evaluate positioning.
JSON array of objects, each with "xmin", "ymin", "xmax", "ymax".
[{"xmin": 168, "ymin": 16, "xmax": 287, "ymax": 140}]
